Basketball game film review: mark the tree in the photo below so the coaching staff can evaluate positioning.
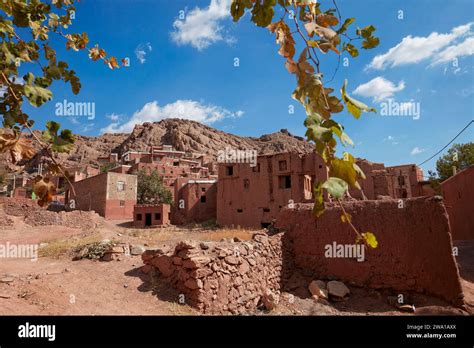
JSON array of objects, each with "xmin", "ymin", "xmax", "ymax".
[
  {"xmin": 137, "ymin": 169, "xmax": 173, "ymax": 205},
  {"xmin": 0, "ymin": 0, "xmax": 125, "ymax": 206},
  {"xmin": 231, "ymin": 0, "xmax": 380, "ymax": 248},
  {"xmin": 432, "ymin": 143, "xmax": 474, "ymax": 181},
  {"xmin": 100, "ymin": 162, "xmax": 117, "ymax": 174}
]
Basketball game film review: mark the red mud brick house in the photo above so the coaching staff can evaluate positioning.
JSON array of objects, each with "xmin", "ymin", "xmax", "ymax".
[
  {"xmin": 46, "ymin": 165, "xmax": 100, "ymax": 192},
  {"xmin": 134, "ymin": 204, "xmax": 171, "ymax": 227},
  {"xmin": 66, "ymin": 172, "xmax": 137, "ymax": 220},
  {"xmin": 217, "ymin": 152, "xmax": 328, "ymax": 229},
  {"xmin": 122, "ymin": 145, "xmax": 211, "ymax": 198},
  {"xmin": 441, "ymin": 166, "xmax": 474, "ymax": 240},
  {"xmin": 351, "ymin": 160, "xmax": 426, "ymax": 200},
  {"xmin": 97, "ymin": 153, "xmax": 118, "ymax": 167},
  {"xmin": 172, "ymin": 178, "xmax": 217, "ymax": 225},
  {"xmin": 386, "ymin": 164, "xmax": 424, "ymax": 198}
]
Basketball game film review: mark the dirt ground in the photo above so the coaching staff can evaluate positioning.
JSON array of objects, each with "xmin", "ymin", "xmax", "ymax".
[{"xmin": 0, "ymin": 210, "xmax": 472, "ymax": 316}]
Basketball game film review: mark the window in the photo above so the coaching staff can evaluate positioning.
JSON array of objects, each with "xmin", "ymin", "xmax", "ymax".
[
  {"xmin": 252, "ymin": 163, "xmax": 261, "ymax": 173},
  {"xmin": 279, "ymin": 160, "xmax": 287, "ymax": 171},
  {"xmin": 117, "ymin": 181, "xmax": 125, "ymax": 191},
  {"xmin": 263, "ymin": 208, "xmax": 270, "ymax": 212},
  {"xmin": 155, "ymin": 213, "xmax": 161, "ymax": 220},
  {"xmin": 226, "ymin": 166, "xmax": 234, "ymax": 176},
  {"xmin": 398, "ymin": 176, "xmax": 405, "ymax": 186},
  {"xmin": 136, "ymin": 214, "xmax": 142, "ymax": 221},
  {"xmin": 279, "ymin": 175, "xmax": 292, "ymax": 189},
  {"xmin": 173, "ymin": 161, "xmax": 179, "ymax": 167},
  {"xmin": 237, "ymin": 209, "xmax": 243, "ymax": 213},
  {"xmin": 200, "ymin": 196, "xmax": 206, "ymax": 203},
  {"xmin": 120, "ymin": 200, "xmax": 125, "ymax": 207},
  {"xmin": 201, "ymin": 187, "xmax": 206, "ymax": 192},
  {"xmin": 243, "ymin": 179, "xmax": 250, "ymax": 190}
]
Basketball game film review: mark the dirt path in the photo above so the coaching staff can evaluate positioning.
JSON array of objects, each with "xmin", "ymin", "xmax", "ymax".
[{"xmin": 0, "ymin": 214, "xmax": 472, "ymax": 316}]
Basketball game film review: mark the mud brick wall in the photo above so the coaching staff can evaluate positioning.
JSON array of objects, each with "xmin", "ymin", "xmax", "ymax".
[
  {"xmin": 276, "ymin": 197, "xmax": 464, "ymax": 303},
  {"xmin": 441, "ymin": 166, "xmax": 474, "ymax": 240},
  {"xmin": 142, "ymin": 232, "xmax": 291, "ymax": 314}
]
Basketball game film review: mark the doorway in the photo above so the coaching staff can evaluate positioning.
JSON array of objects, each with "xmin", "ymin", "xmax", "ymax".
[{"xmin": 145, "ymin": 213, "xmax": 152, "ymax": 227}]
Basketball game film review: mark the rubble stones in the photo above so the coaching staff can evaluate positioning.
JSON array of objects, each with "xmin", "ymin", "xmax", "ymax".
[
  {"xmin": 261, "ymin": 290, "xmax": 279, "ymax": 310},
  {"xmin": 199, "ymin": 242, "xmax": 210, "ymax": 250},
  {"xmin": 224, "ymin": 255, "xmax": 240, "ymax": 265},
  {"xmin": 131, "ymin": 245, "xmax": 146, "ymax": 255},
  {"xmin": 308, "ymin": 280, "xmax": 328, "ymax": 300},
  {"xmin": 0, "ymin": 277, "xmax": 15, "ymax": 284},
  {"xmin": 184, "ymin": 278, "xmax": 203, "ymax": 290},
  {"xmin": 3, "ymin": 202, "xmax": 102, "ymax": 229},
  {"xmin": 327, "ymin": 281, "xmax": 350, "ymax": 299},
  {"xmin": 398, "ymin": 304, "xmax": 416, "ymax": 313},
  {"xmin": 182, "ymin": 256, "xmax": 211, "ymax": 269}
]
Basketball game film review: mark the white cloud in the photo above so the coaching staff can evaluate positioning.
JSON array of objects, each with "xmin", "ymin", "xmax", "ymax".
[
  {"xmin": 135, "ymin": 42, "xmax": 152, "ymax": 64},
  {"xmin": 353, "ymin": 77, "xmax": 405, "ymax": 102},
  {"xmin": 410, "ymin": 147, "xmax": 425, "ymax": 156},
  {"xmin": 367, "ymin": 22, "xmax": 473, "ymax": 70},
  {"xmin": 170, "ymin": 0, "xmax": 233, "ymax": 50},
  {"xmin": 101, "ymin": 99, "xmax": 243, "ymax": 134},
  {"xmin": 431, "ymin": 37, "xmax": 474, "ymax": 65}
]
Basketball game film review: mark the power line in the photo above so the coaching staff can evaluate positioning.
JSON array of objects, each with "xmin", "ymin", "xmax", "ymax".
[{"xmin": 418, "ymin": 120, "xmax": 473, "ymax": 166}]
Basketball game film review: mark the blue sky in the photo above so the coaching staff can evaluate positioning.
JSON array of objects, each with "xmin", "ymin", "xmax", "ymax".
[{"xmin": 22, "ymin": 0, "xmax": 474, "ymax": 174}]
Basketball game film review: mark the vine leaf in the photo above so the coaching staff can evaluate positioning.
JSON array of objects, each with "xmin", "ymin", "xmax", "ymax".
[
  {"xmin": 251, "ymin": 0, "xmax": 276, "ymax": 27},
  {"xmin": 312, "ymin": 181, "xmax": 325, "ymax": 217},
  {"xmin": 341, "ymin": 213, "xmax": 352, "ymax": 223},
  {"xmin": 268, "ymin": 20, "xmax": 295, "ymax": 60},
  {"xmin": 32, "ymin": 176, "xmax": 56, "ymax": 207},
  {"xmin": 0, "ymin": 129, "xmax": 35, "ymax": 163},
  {"xmin": 321, "ymin": 177, "xmax": 348, "ymax": 199},
  {"xmin": 23, "ymin": 73, "xmax": 53, "ymax": 107},
  {"xmin": 337, "ymin": 18, "xmax": 355, "ymax": 34},
  {"xmin": 42, "ymin": 121, "xmax": 75, "ymax": 153},
  {"xmin": 88, "ymin": 45, "xmax": 106, "ymax": 61},
  {"xmin": 357, "ymin": 232, "xmax": 379, "ymax": 249},
  {"xmin": 329, "ymin": 158, "xmax": 360, "ymax": 189},
  {"xmin": 341, "ymin": 79, "xmax": 376, "ymax": 119},
  {"xmin": 316, "ymin": 14, "xmax": 339, "ymax": 27},
  {"xmin": 230, "ymin": 0, "xmax": 253, "ymax": 22},
  {"xmin": 357, "ymin": 25, "xmax": 380, "ymax": 49}
]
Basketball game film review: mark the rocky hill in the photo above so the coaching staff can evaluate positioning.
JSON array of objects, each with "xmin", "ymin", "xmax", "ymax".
[
  {"xmin": 4, "ymin": 119, "xmax": 313, "ymax": 172},
  {"xmin": 115, "ymin": 119, "xmax": 312, "ymax": 157}
]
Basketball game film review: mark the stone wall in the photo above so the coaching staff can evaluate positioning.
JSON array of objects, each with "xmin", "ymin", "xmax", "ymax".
[
  {"xmin": 142, "ymin": 232, "xmax": 292, "ymax": 314},
  {"xmin": 276, "ymin": 197, "xmax": 464, "ymax": 304}
]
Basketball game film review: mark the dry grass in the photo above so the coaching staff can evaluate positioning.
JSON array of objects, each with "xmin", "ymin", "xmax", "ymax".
[
  {"xmin": 166, "ymin": 301, "xmax": 197, "ymax": 315},
  {"xmin": 119, "ymin": 225, "xmax": 257, "ymax": 244},
  {"xmin": 39, "ymin": 233, "xmax": 103, "ymax": 258},
  {"xmin": 199, "ymin": 228, "xmax": 254, "ymax": 241}
]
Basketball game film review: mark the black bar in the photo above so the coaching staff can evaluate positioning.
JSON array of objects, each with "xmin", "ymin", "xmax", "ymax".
[{"xmin": 0, "ymin": 315, "xmax": 472, "ymax": 346}]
